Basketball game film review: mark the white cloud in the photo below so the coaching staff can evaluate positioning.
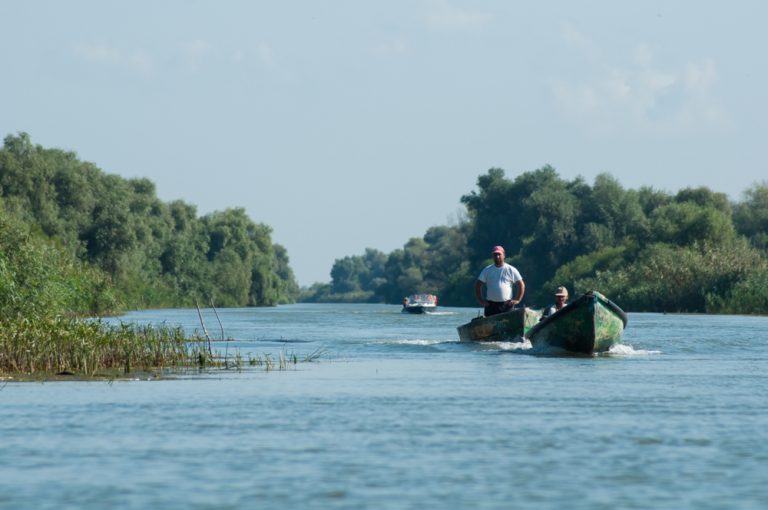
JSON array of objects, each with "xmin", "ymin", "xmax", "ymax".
[
  {"xmin": 673, "ymin": 58, "xmax": 728, "ymax": 128},
  {"xmin": 424, "ymin": 0, "xmax": 491, "ymax": 31},
  {"xmin": 561, "ymin": 23, "xmax": 592, "ymax": 51},
  {"xmin": 552, "ymin": 35, "xmax": 729, "ymax": 134},
  {"xmin": 73, "ymin": 43, "xmax": 152, "ymax": 74}
]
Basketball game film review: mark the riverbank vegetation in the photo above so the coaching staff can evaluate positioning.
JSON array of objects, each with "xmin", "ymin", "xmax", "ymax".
[
  {"xmin": 0, "ymin": 132, "xmax": 300, "ymax": 378},
  {"xmin": 0, "ymin": 316, "xmax": 207, "ymax": 378},
  {"xmin": 0, "ymin": 313, "xmax": 314, "ymax": 379},
  {"xmin": 303, "ymin": 167, "xmax": 768, "ymax": 314},
  {"xmin": 0, "ymin": 132, "xmax": 299, "ymax": 312}
]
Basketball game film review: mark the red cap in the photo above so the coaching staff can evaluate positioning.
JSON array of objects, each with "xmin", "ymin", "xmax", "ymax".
[{"xmin": 491, "ymin": 245, "xmax": 505, "ymax": 255}]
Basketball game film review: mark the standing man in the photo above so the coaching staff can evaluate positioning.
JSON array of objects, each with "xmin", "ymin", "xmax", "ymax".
[{"xmin": 474, "ymin": 245, "xmax": 525, "ymax": 317}]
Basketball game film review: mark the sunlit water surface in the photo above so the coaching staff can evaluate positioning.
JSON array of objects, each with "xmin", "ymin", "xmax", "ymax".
[{"xmin": 2, "ymin": 304, "xmax": 767, "ymax": 509}]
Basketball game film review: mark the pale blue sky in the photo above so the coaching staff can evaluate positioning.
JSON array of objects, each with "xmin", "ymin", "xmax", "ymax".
[{"xmin": 2, "ymin": 1, "xmax": 766, "ymax": 286}]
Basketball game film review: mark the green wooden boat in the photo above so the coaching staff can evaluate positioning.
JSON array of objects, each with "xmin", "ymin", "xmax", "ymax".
[
  {"xmin": 525, "ymin": 290, "xmax": 628, "ymax": 354},
  {"xmin": 457, "ymin": 307, "xmax": 542, "ymax": 342}
]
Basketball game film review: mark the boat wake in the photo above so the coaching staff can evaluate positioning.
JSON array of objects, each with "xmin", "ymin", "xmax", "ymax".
[
  {"xmin": 376, "ymin": 338, "xmax": 660, "ymax": 355},
  {"xmin": 474, "ymin": 340, "xmax": 661, "ymax": 357},
  {"xmin": 603, "ymin": 344, "xmax": 661, "ymax": 356},
  {"xmin": 488, "ymin": 339, "xmax": 532, "ymax": 351},
  {"xmin": 524, "ymin": 342, "xmax": 661, "ymax": 356},
  {"xmin": 381, "ymin": 339, "xmax": 451, "ymax": 346}
]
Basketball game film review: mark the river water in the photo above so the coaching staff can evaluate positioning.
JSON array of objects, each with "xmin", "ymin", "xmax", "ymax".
[{"xmin": 2, "ymin": 304, "xmax": 767, "ymax": 509}]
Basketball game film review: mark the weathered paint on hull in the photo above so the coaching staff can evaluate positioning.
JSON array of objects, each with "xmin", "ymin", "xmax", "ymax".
[
  {"xmin": 526, "ymin": 291, "xmax": 627, "ymax": 354},
  {"xmin": 457, "ymin": 307, "xmax": 541, "ymax": 342}
]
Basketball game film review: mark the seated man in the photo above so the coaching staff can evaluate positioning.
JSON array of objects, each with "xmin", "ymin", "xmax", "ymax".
[{"xmin": 542, "ymin": 286, "xmax": 569, "ymax": 318}]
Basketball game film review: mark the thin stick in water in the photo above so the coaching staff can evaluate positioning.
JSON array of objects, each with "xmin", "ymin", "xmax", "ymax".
[
  {"xmin": 210, "ymin": 299, "xmax": 228, "ymax": 368},
  {"xmin": 195, "ymin": 300, "xmax": 213, "ymax": 357}
]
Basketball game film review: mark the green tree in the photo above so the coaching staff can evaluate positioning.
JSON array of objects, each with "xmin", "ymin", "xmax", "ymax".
[
  {"xmin": 273, "ymin": 244, "xmax": 300, "ymax": 303},
  {"xmin": 650, "ymin": 202, "xmax": 735, "ymax": 246},
  {"xmin": 0, "ymin": 133, "xmax": 298, "ymax": 310},
  {"xmin": 201, "ymin": 208, "xmax": 284, "ymax": 306},
  {"xmin": 331, "ymin": 255, "xmax": 367, "ymax": 294},
  {"xmin": 675, "ymin": 186, "xmax": 732, "ymax": 215},
  {"xmin": 0, "ymin": 207, "xmax": 116, "ymax": 318},
  {"xmin": 581, "ymin": 173, "xmax": 649, "ymax": 247},
  {"xmin": 734, "ymin": 182, "xmax": 768, "ymax": 250}
]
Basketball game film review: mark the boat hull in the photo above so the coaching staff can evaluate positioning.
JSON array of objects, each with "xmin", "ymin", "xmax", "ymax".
[
  {"xmin": 402, "ymin": 304, "xmax": 436, "ymax": 314},
  {"xmin": 526, "ymin": 291, "xmax": 627, "ymax": 354},
  {"xmin": 457, "ymin": 307, "xmax": 541, "ymax": 342}
]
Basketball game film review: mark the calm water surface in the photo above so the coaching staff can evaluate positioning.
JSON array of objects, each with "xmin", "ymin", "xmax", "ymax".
[{"xmin": 2, "ymin": 304, "xmax": 767, "ymax": 509}]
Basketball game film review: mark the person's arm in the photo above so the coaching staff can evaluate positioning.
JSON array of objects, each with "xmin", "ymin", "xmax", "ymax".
[
  {"xmin": 474, "ymin": 280, "xmax": 487, "ymax": 306},
  {"xmin": 514, "ymin": 279, "xmax": 525, "ymax": 305}
]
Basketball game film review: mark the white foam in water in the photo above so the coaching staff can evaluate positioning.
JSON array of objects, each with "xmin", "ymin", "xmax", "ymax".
[
  {"xmin": 385, "ymin": 339, "xmax": 448, "ymax": 346},
  {"xmin": 526, "ymin": 342, "xmax": 662, "ymax": 356},
  {"xmin": 604, "ymin": 343, "xmax": 661, "ymax": 356},
  {"xmin": 492, "ymin": 339, "xmax": 532, "ymax": 351}
]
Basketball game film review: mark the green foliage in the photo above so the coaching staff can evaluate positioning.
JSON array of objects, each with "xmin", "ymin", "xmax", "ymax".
[
  {"xmin": 331, "ymin": 255, "xmax": 370, "ymax": 294},
  {"xmin": 461, "ymin": 166, "xmax": 562, "ymax": 270},
  {"xmin": 574, "ymin": 240, "xmax": 763, "ymax": 313},
  {"xmin": 545, "ymin": 243, "xmax": 634, "ymax": 294},
  {"xmin": 273, "ymin": 244, "xmax": 300, "ymax": 304},
  {"xmin": 711, "ymin": 266, "xmax": 768, "ymax": 314},
  {"xmin": 8, "ymin": 133, "xmax": 764, "ymax": 315},
  {"xmin": 734, "ymin": 182, "xmax": 768, "ymax": 250},
  {"xmin": 302, "ymin": 224, "xmax": 472, "ymax": 305},
  {"xmin": 650, "ymin": 202, "xmax": 735, "ymax": 246},
  {"xmin": 437, "ymin": 261, "xmax": 476, "ymax": 307},
  {"xmin": 675, "ymin": 186, "xmax": 732, "ymax": 214},
  {"xmin": 0, "ymin": 208, "xmax": 117, "ymax": 318},
  {"xmin": 0, "ymin": 132, "xmax": 298, "ymax": 315},
  {"xmin": 310, "ymin": 164, "xmax": 768, "ymax": 315},
  {"xmin": 200, "ymin": 208, "xmax": 284, "ymax": 307}
]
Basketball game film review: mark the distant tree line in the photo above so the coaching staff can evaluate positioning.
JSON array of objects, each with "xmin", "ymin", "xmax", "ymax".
[
  {"xmin": 3, "ymin": 132, "xmax": 766, "ymax": 317},
  {"xmin": 303, "ymin": 166, "xmax": 768, "ymax": 314},
  {"xmin": 0, "ymin": 132, "xmax": 299, "ymax": 318}
]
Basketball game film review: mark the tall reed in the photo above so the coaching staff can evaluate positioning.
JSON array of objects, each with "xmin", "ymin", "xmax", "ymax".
[{"xmin": 0, "ymin": 316, "xmax": 209, "ymax": 377}]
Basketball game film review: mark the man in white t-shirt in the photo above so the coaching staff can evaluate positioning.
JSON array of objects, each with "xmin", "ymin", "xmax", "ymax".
[{"xmin": 474, "ymin": 245, "xmax": 526, "ymax": 317}]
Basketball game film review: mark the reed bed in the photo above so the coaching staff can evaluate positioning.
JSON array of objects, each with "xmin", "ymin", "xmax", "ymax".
[
  {"xmin": 0, "ymin": 316, "xmax": 326, "ymax": 379},
  {"xmin": 0, "ymin": 316, "xmax": 210, "ymax": 378}
]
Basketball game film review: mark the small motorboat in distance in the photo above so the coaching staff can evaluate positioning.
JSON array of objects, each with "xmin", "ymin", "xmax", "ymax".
[
  {"xmin": 402, "ymin": 294, "xmax": 438, "ymax": 314},
  {"xmin": 457, "ymin": 307, "xmax": 541, "ymax": 341},
  {"xmin": 526, "ymin": 290, "xmax": 628, "ymax": 354}
]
